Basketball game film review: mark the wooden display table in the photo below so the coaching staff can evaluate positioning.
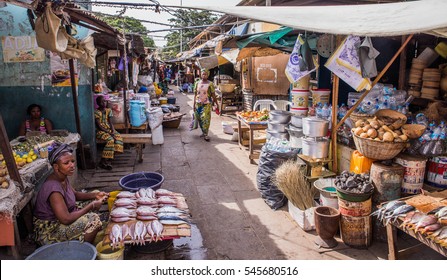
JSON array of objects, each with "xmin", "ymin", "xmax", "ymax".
[
  {"xmin": 113, "ymin": 122, "xmax": 148, "ymax": 131},
  {"xmin": 103, "ymin": 194, "xmax": 191, "ymax": 246},
  {"xmin": 236, "ymin": 115, "xmax": 267, "ymax": 164},
  {"xmin": 385, "ymin": 190, "xmax": 447, "ymax": 260}
]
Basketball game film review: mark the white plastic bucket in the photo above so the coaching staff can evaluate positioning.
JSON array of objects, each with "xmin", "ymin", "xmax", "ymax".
[
  {"xmin": 292, "ymin": 75, "xmax": 310, "ymax": 90},
  {"xmin": 135, "ymin": 93, "xmax": 151, "ymax": 109},
  {"xmin": 108, "ymin": 98, "xmax": 125, "ymax": 124},
  {"xmin": 291, "ymin": 89, "xmax": 309, "ymax": 116},
  {"xmin": 312, "ymin": 89, "xmax": 331, "ymax": 105}
]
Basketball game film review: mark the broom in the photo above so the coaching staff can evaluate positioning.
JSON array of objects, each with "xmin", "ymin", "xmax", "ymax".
[{"xmin": 273, "ymin": 160, "xmax": 316, "ymax": 210}]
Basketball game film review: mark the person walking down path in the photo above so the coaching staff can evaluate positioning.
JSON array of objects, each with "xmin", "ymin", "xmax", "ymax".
[{"xmin": 193, "ymin": 68, "xmax": 219, "ymax": 141}]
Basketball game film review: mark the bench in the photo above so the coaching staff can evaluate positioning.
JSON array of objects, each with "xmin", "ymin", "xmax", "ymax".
[{"xmin": 97, "ymin": 133, "xmax": 152, "ymax": 163}]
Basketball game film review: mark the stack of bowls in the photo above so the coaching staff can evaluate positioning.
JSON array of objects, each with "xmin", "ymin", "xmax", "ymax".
[
  {"xmin": 302, "ymin": 117, "xmax": 330, "ymax": 159},
  {"xmin": 266, "ymin": 110, "xmax": 292, "ymax": 140}
]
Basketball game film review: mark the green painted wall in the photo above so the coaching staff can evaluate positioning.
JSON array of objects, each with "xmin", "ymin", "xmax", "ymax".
[{"xmin": 0, "ymin": 5, "xmax": 97, "ymax": 162}]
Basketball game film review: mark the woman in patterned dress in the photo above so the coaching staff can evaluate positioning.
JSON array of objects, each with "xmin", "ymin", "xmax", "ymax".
[
  {"xmin": 94, "ymin": 95, "xmax": 123, "ymax": 170},
  {"xmin": 193, "ymin": 69, "xmax": 219, "ymax": 141},
  {"xmin": 33, "ymin": 142, "xmax": 108, "ymax": 246}
]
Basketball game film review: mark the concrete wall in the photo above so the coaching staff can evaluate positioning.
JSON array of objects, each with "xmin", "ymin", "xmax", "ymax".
[{"xmin": 0, "ymin": 5, "xmax": 97, "ymax": 162}]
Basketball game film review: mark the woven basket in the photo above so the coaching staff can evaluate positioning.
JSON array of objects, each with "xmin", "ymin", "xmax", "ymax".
[
  {"xmin": 352, "ymin": 134, "xmax": 407, "ymax": 160},
  {"xmin": 162, "ymin": 116, "xmax": 182, "ymax": 128},
  {"xmin": 349, "ymin": 111, "xmax": 373, "ymax": 123},
  {"xmin": 219, "ymin": 84, "xmax": 236, "ymax": 93}
]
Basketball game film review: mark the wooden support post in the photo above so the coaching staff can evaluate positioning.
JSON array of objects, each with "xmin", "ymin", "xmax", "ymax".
[
  {"xmin": 69, "ymin": 59, "xmax": 87, "ymax": 170},
  {"xmin": 331, "ymin": 75, "xmax": 339, "ymax": 173},
  {"xmin": 0, "ymin": 114, "xmax": 23, "ymax": 190},
  {"xmin": 386, "ymin": 223, "xmax": 398, "ymax": 260},
  {"xmin": 398, "ymin": 35, "xmax": 409, "ymax": 90},
  {"xmin": 335, "ymin": 34, "xmax": 414, "ymax": 131}
]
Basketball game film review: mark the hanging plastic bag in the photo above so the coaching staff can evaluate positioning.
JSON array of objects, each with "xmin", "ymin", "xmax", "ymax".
[{"xmin": 189, "ymin": 112, "xmax": 199, "ymax": 130}]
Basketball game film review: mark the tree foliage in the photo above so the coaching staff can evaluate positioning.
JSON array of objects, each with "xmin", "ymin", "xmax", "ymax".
[
  {"xmin": 162, "ymin": 9, "xmax": 217, "ymax": 60},
  {"xmin": 99, "ymin": 15, "xmax": 155, "ymax": 48}
]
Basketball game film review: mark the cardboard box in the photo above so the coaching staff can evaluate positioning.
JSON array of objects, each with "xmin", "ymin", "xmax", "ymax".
[{"xmin": 288, "ymin": 201, "xmax": 315, "ymax": 231}]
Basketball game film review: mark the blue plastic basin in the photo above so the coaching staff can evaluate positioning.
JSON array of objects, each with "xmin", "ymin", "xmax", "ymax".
[
  {"xmin": 119, "ymin": 172, "xmax": 164, "ymax": 191},
  {"xmin": 26, "ymin": 241, "xmax": 97, "ymax": 260}
]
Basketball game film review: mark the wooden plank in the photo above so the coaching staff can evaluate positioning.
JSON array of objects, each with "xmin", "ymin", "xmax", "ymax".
[
  {"xmin": 386, "ymin": 223, "xmax": 398, "ymax": 260},
  {"xmin": 121, "ymin": 134, "xmax": 152, "ymax": 144},
  {"xmin": 114, "ymin": 122, "xmax": 148, "ymax": 130}
]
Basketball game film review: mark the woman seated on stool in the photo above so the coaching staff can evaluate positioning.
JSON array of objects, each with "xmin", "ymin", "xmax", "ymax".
[
  {"xmin": 33, "ymin": 142, "xmax": 108, "ymax": 246},
  {"xmin": 94, "ymin": 95, "xmax": 123, "ymax": 170},
  {"xmin": 19, "ymin": 104, "xmax": 53, "ymax": 136}
]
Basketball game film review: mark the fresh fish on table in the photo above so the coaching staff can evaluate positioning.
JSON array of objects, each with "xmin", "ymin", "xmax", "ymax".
[
  {"xmin": 151, "ymin": 220, "xmax": 164, "ymax": 241},
  {"xmin": 157, "ymin": 212, "xmax": 189, "ymax": 219},
  {"xmin": 114, "ymin": 198, "xmax": 137, "ymax": 208},
  {"xmin": 109, "ymin": 224, "xmax": 122, "ymax": 249},
  {"xmin": 414, "ymin": 215, "xmax": 439, "ymax": 232},
  {"xmin": 116, "ymin": 191, "xmax": 136, "ymax": 199},
  {"xmin": 385, "ymin": 204, "xmax": 415, "ymax": 224},
  {"xmin": 136, "ymin": 206, "xmax": 157, "ymax": 216},
  {"xmin": 427, "ymin": 226, "xmax": 447, "ymax": 241},
  {"xmin": 121, "ymin": 223, "xmax": 130, "ymax": 241},
  {"xmin": 372, "ymin": 201, "xmax": 406, "ymax": 222},
  {"xmin": 134, "ymin": 221, "xmax": 147, "ymax": 245},
  {"xmin": 111, "ymin": 216, "xmax": 135, "ymax": 223},
  {"xmin": 434, "ymin": 207, "xmax": 447, "ymax": 220},
  {"xmin": 110, "ymin": 207, "xmax": 136, "ymax": 218},
  {"xmin": 157, "ymin": 196, "xmax": 177, "ymax": 205},
  {"xmin": 401, "ymin": 211, "xmax": 426, "ymax": 229},
  {"xmin": 136, "ymin": 197, "xmax": 158, "ymax": 206},
  {"xmin": 427, "ymin": 206, "xmax": 445, "ymax": 215},
  {"xmin": 419, "ymin": 223, "xmax": 442, "ymax": 234},
  {"xmin": 155, "ymin": 189, "xmax": 177, "ymax": 197},
  {"xmin": 156, "ymin": 206, "xmax": 188, "ymax": 214},
  {"xmin": 146, "ymin": 222, "xmax": 155, "ymax": 242},
  {"xmin": 158, "ymin": 215, "xmax": 191, "ymax": 225}
]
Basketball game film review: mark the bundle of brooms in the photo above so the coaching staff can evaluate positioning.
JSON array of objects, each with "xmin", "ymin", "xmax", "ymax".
[{"xmin": 273, "ymin": 160, "xmax": 317, "ymax": 210}]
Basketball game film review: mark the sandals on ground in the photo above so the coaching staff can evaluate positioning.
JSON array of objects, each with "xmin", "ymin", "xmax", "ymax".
[{"xmin": 204, "ymin": 136, "xmax": 210, "ymax": 141}]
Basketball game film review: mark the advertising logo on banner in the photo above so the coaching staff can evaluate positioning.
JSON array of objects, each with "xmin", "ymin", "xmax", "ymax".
[
  {"xmin": 1, "ymin": 36, "xmax": 45, "ymax": 62},
  {"xmin": 285, "ymin": 35, "xmax": 318, "ymax": 84},
  {"xmin": 50, "ymin": 52, "xmax": 79, "ymax": 87},
  {"xmin": 325, "ymin": 35, "xmax": 371, "ymax": 91}
]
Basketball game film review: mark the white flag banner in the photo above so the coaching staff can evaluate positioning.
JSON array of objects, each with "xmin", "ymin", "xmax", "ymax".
[
  {"xmin": 325, "ymin": 35, "xmax": 371, "ymax": 91},
  {"xmin": 285, "ymin": 35, "xmax": 317, "ymax": 84}
]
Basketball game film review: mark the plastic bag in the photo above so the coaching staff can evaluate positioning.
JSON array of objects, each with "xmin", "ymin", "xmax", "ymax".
[
  {"xmin": 256, "ymin": 145, "xmax": 299, "ymax": 210},
  {"xmin": 189, "ymin": 112, "xmax": 199, "ymax": 130},
  {"xmin": 147, "ymin": 107, "xmax": 163, "ymax": 130}
]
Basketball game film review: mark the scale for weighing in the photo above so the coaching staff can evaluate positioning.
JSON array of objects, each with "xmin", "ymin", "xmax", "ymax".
[{"xmin": 298, "ymin": 154, "xmax": 336, "ymax": 180}]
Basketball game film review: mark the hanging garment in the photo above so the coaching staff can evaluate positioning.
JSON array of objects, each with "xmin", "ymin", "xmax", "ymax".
[{"xmin": 358, "ymin": 37, "xmax": 380, "ymax": 78}]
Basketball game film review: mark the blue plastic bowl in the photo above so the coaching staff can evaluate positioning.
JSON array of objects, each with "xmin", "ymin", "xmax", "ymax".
[
  {"xmin": 119, "ymin": 172, "xmax": 164, "ymax": 192},
  {"xmin": 26, "ymin": 241, "xmax": 96, "ymax": 260}
]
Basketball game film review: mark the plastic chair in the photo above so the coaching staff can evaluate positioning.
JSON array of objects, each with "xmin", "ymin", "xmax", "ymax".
[
  {"xmin": 253, "ymin": 99, "xmax": 277, "ymax": 111},
  {"xmin": 274, "ymin": 100, "xmax": 293, "ymax": 111}
]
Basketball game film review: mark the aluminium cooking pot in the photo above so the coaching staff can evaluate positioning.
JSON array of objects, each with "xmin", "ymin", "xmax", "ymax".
[
  {"xmin": 302, "ymin": 137, "xmax": 330, "ymax": 158},
  {"xmin": 302, "ymin": 117, "xmax": 329, "ymax": 137},
  {"xmin": 291, "ymin": 115, "xmax": 303, "ymax": 128},
  {"xmin": 268, "ymin": 121, "xmax": 288, "ymax": 133},
  {"xmin": 266, "ymin": 130, "xmax": 289, "ymax": 140},
  {"xmin": 269, "ymin": 110, "xmax": 292, "ymax": 124}
]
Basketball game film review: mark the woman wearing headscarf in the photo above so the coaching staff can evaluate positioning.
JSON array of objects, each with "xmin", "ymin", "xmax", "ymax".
[
  {"xmin": 33, "ymin": 142, "xmax": 108, "ymax": 246},
  {"xmin": 193, "ymin": 69, "xmax": 219, "ymax": 141},
  {"xmin": 95, "ymin": 95, "xmax": 124, "ymax": 170},
  {"xmin": 19, "ymin": 104, "xmax": 53, "ymax": 136}
]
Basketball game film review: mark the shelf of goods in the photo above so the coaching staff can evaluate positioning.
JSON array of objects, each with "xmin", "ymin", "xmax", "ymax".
[
  {"xmin": 102, "ymin": 191, "xmax": 191, "ymax": 247},
  {"xmin": 218, "ymin": 90, "xmax": 243, "ymax": 115}
]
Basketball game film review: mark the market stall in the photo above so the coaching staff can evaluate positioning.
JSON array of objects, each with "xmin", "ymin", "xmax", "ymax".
[{"xmin": 236, "ymin": 110, "xmax": 269, "ymax": 164}]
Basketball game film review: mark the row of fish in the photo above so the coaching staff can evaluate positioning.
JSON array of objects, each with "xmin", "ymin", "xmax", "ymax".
[
  {"xmin": 373, "ymin": 201, "xmax": 447, "ymax": 247},
  {"xmin": 111, "ymin": 188, "xmax": 186, "ymax": 223},
  {"xmin": 109, "ymin": 220, "xmax": 164, "ymax": 249},
  {"xmin": 110, "ymin": 205, "xmax": 191, "ymax": 224}
]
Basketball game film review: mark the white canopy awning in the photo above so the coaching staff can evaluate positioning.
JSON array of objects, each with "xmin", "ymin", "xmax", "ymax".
[{"xmin": 181, "ymin": 0, "xmax": 447, "ymax": 38}]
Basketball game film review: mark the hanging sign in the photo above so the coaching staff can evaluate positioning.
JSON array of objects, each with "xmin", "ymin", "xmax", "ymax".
[
  {"xmin": 285, "ymin": 35, "xmax": 318, "ymax": 84},
  {"xmin": 325, "ymin": 35, "xmax": 371, "ymax": 91},
  {"xmin": 1, "ymin": 36, "xmax": 45, "ymax": 63}
]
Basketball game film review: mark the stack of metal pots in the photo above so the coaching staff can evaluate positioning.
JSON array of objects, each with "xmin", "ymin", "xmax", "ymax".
[
  {"xmin": 267, "ymin": 110, "xmax": 292, "ymax": 140},
  {"xmin": 286, "ymin": 115, "xmax": 304, "ymax": 148},
  {"xmin": 301, "ymin": 117, "xmax": 330, "ymax": 159}
]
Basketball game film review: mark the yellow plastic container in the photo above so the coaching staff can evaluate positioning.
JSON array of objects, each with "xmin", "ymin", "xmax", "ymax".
[
  {"xmin": 96, "ymin": 241, "xmax": 124, "ymax": 260},
  {"xmin": 107, "ymin": 191, "xmax": 121, "ymax": 211},
  {"xmin": 350, "ymin": 150, "xmax": 375, "ymax": 174}
]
